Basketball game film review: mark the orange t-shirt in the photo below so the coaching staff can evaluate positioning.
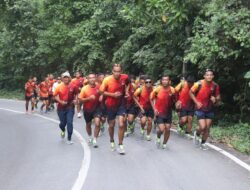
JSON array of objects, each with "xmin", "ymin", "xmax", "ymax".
[
  {"xmin": 134, "ymin": 86, "xmax": 153, "ymax": 110},
  {"xmin": 71, "ymin": 77, "xmax": 84, "ymax": 89},
  {"xmin": 78, "ymin": 84, "xmax": 100, "ymax": 112},
  {"xmin": 53, "ymin": 82, "xmax": 79, "ymax": 110},
  {"xmin": 48, "ymin": 79, "xmax": 56, "ymax": 95},
  {"xmin": 25, "ymin": 81, "xmax": 35, "ymax": 97},
  {"xmin": 150, "ymin": 86, "xmax": 175, "ymax": 117},
  {"xmin": 126, "ymin": 83, "xmax": 136, "ymax": 108},
  {"xmin": 191, "ymin": 80, "xmax": 220, "ymax": 111},
  {"xmin": 39, "ymin": 81, "xmax": 49, "ymax": 98},
  {"xmin": 175, "ymin": 81, "xmax": 194, "ymax": 110},
  {"xmin": 99, "ymin": 74, "xmax": 129, "ymax": 108}
]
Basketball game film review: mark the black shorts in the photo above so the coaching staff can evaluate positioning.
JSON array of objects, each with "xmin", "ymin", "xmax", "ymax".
[
  {"xmin": 126, "ymin": 105, "xmax": 139, "ymax": 116},
  {"xmin": 84, "ymin": 109, "xmax": 102, "ymax": 124},
  {"xmin": 107, "ymin": 105, "xmax": 126, "ymax": 121},
  {"xmin": 156, "ymin": 114, "xmax": 172, "ymax": 124},
  {"xmin": 139, "ymin": 108, "xmax": 154, "ymax": 118},
  {"xmin": 40, "ymin": 97, "xmax": 48, "ymax": 101},
  {"xmin": 179, "ymin": 109, "xmax": 194, "ymax": 117},
  {"xmin": 195, "ymin": 110, "xmax": 214, "ymax": 120},
  {"xmin": 100, "ymin": 104, "xmax": 107, "ymax": 117},
  {"xmin": 25, "ymin": 96, "xmax": 32, "ymax": 101}
]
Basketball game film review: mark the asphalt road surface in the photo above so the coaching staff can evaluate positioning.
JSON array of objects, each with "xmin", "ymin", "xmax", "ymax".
[{"xmin": 0, "ymin": 99, "xmax": 249, "ymax": 190}]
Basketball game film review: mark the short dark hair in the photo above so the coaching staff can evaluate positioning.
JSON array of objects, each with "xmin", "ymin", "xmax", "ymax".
[
  {"xmin": 204, "ymin": 69, "xmax": 214, "ymax": 74},
  {"xmin": 112, "ymin": 63, "xmax": 122, "ymax": 70},
  {"xmin": 162, "ymin": 75, "xmax": 171, "ymax": 80},
  {"xmin": 186, "ymin": 75, "xmax": 195, "ymax": 83}
]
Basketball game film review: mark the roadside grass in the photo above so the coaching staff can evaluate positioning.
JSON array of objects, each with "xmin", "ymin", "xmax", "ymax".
[
  {"xmin": 173, "ymin": 111, "xmax": 250, "ymax": 155},
  {"xmin": 0, "ymin": 89, "xmax": 24, "ymax": 100}
]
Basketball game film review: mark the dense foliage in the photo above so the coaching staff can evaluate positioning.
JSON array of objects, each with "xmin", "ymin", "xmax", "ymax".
[{"xmin": 0, "ymin": 0, "xmax": 249, "ymax": 121}]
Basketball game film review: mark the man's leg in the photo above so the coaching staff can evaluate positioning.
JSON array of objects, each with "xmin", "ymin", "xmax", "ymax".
[
  {"xmin": 163, "ymin": 124, "xmax": 171, "ymax": 144},
  {"xmin": 108, "ymin": 119, "xmax": 115, "ymax": 142},
  {"xmin": 94, "ymin": 117, "xmax": 101, "ymax": 139},
  {"xmin": 186, "ymin": 115, "xmax": 193, "ymax": 134},
  {"xmin": 57, "ymin": 110, "xmax": 67, "ymax": 138},
  {"xmin": 140, "ymin": 116, "xmax": 147, "ymax": 135},
  {"xmin": 66, "ymin": 108, "xmax": 75, "ymax": 141},
  {"xmin": 118, "ymin": 115, "xmax": 126, "ymax": 145}
]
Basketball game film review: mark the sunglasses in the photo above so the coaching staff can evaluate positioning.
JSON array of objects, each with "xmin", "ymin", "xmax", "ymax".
[{"xmin": 145, "ymin": 81, "xmax": 152, "ymax": 84}]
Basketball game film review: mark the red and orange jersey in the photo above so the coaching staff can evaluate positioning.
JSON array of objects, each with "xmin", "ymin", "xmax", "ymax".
[
  {"xmin": 99, "ymin": 74, "xmax": 129, "ymax": 108},
  {"xmin": 53, "ymin": 82, "xmax": 79, "ymax": 110},
  {"xmin": 71, "ymin": 77, "xmax": 84, "ymax": 90},
  {"xmin": 78, "ymin": 84, "xmax": 100, "ymax": 112},
  {"xmin": 175, "ymin": 81, "xmax": 194, "ymax": 110},
  {"xmin": 126, "ymin": 83, "xmax": 136, "ymax": 107},
  {"xmin": 150, "ymin": 86, "xmax": 175, "ymax": 117},
  {"xmin": 191, "ymin": 80, "xmax": 220, "ymax": 111},
  {"xmin": 25, "ymin": 81, "xmax": 35, "ymax": 97},
  {"xmin": 134, "ymin": 86, "xmax": 153, "ymax": 110},
  {"xmin": 39, "ymin": 81, "xmax": 49, "ymax": 98},
  {"xmin": 48, "ymin": 79, "xmax": 56, "ymax": 95}
]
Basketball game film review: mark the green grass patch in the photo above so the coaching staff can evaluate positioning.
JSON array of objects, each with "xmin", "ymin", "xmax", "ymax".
[
  {"xmin": 210, "ymin": 123, "xmax": 250, "ymax": 155},
  {"xmin": 0, "ymin": 89, "xmax": 24, "ymax": 100}
]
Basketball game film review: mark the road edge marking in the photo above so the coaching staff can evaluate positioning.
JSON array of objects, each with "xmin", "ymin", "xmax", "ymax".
[
  {"xmin": 170, "ymin": 128, "xmax": 250, "ymax": 172},
  {"xmin": 0, "ymin": 107, "xmax": 91, "ymax": 190}
]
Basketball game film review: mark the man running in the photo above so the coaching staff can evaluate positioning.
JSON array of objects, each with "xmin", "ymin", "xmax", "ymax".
[
  {"xmin": 38, "ymin": 77, "xmax": 49, "ymax": 113},
  {"xmin": 71, "ymin": 71, "xmax": 84, "ymax": 118},
  {"xmin": 150, "ymin": 75, "xmax": 176, "ymax": 149},
  {"xmin": 52, "ymin": 76, "xmax": 62, "ymax": 93},
  {"xmin": 54, "ymin": 71, "xmax": 79, "ymax": 145},
  {"xmin": 99, "ymin": 64, "xmax": 129, "ymax": 154},
  {"xmin": 96, "ymin": 73, "xmax": 107, "ymax": 134},
  {"xmin": 133, "ymin": 76, "xmax": 154, "ymax": 141},
  {"xmin": 48, "ymin": 74, "xmax": 56, "ymax": 111},
  {"xmin": 32, "ymin": 77, "xmax": 39, "ymax": 109},
  {"xmin": 124, "ymin": 76, "xmax": 137, "ymax": 136},
  {"xmin": 79, "ymin": 73, "xmax": 101, "ymax": 148},
  {"xmin": 190, "ymin": 69, "xmax": 220, "ymax": 150},
  {"xmin": 24, "ymin": 76, "xmax": 36, "ymax": 113},
  {"xmin": 175, "ymin": 75, "xmax": 195, "ymax": 138}
]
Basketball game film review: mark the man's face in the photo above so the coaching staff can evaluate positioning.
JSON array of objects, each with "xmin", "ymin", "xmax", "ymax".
[
  {"xmin": 88, "ymin": 74, "xmax": 96, "ymax": 85},
  {"xmin": 145, "ymin": 79, "xmax": 152, "ymax": 88},
  {"xmin": 63, "ymin": 77, "xmax": 70, "ymax": 84},
  {"xmin": 49, "ymin": 74, "xmax": 54, "ymax": 80},
  {"xmin": 29, "ymin": 78, "xmax": 33, "ymax": 82},
  {"xmin": 161, "ymin": 77, "xmax": 170, "ymax": 87},
  {"xmin": 140, "ymin": 79, "xmax": 145, "ymax": 86},
  {"xmin": 57, "ymin": 77, "xmax": 61, "ymax": 83},
  {"xmin": 112, "ymin": 66, "xmax": 121, "ymax": 79},
  {"xmin": 98, "ymin": 74, "xmax": 105, "ymax": 83},
  {"xmin": 33, "ymin": 77, "xmax": 37, "ymax": 82},
  {"xmin": 204, "ymin": 71, "xmax": 214, "ymax": 82},
  {"xmin": 76, "ymin": 72, "xmax": 81, "ymax": 78}
]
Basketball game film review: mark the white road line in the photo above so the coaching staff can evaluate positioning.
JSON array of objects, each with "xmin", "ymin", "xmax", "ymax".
[
  {"xmin": 0, "ymin": 107, "xmax": 91, "ymax": 190},
  {"xmin": 170, "ymin": 128, "xmax": 250, "ymax": 172}
]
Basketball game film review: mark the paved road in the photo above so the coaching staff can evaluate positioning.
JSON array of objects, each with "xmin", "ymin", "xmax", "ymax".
[{"xmin": 0, "ymin": 99, "xmax": 250, "ymax": 190}]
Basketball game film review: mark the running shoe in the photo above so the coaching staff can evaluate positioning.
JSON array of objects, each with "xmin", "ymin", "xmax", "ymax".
[
  {"xmin": 117, "ymin": 144, "xmax": 125, "ymax": 155},
  {"xmin": 193, "ymin": 131, "xmax": 201, "ymax": 146},
  {"xmin": 66, "ymin": 140, "xmax": 74, "ymax": 145},
  {"xmin": 61, "ymin": 131, "xmax": 65, "ymax": 139},
  {"xmin": 93, "ymin": 138, "xmax": 98, "ymax": 148},
  {"xmin": 200, "ymin": 143, "xmax": 209, "ymax": 150},
  {"xmin": 162, "ymin": 144, "xmax": 167, "ymax": 149},
  {"xmin": 156, "ymin": 137, "xmax": 161, "ymax": 148},
  {"xmin": 77, "ymin": 112, "xmax": 82, "ymax": 118},
  {"xmin": 88, "ymin": 137, "xmax": 93, "ymax": 145},
  {"xmin": 110, "ymin": 142, "xmax": 116, "ymax": 151},
  {"xmin": 146, "ymin": 135, "xmax": 151, "ymax": 141}
]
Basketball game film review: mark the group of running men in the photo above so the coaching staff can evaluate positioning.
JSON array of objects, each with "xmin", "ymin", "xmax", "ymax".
[{"xmin": 24, "ymin": 64, "xmax": 221, "ymax": 155}]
